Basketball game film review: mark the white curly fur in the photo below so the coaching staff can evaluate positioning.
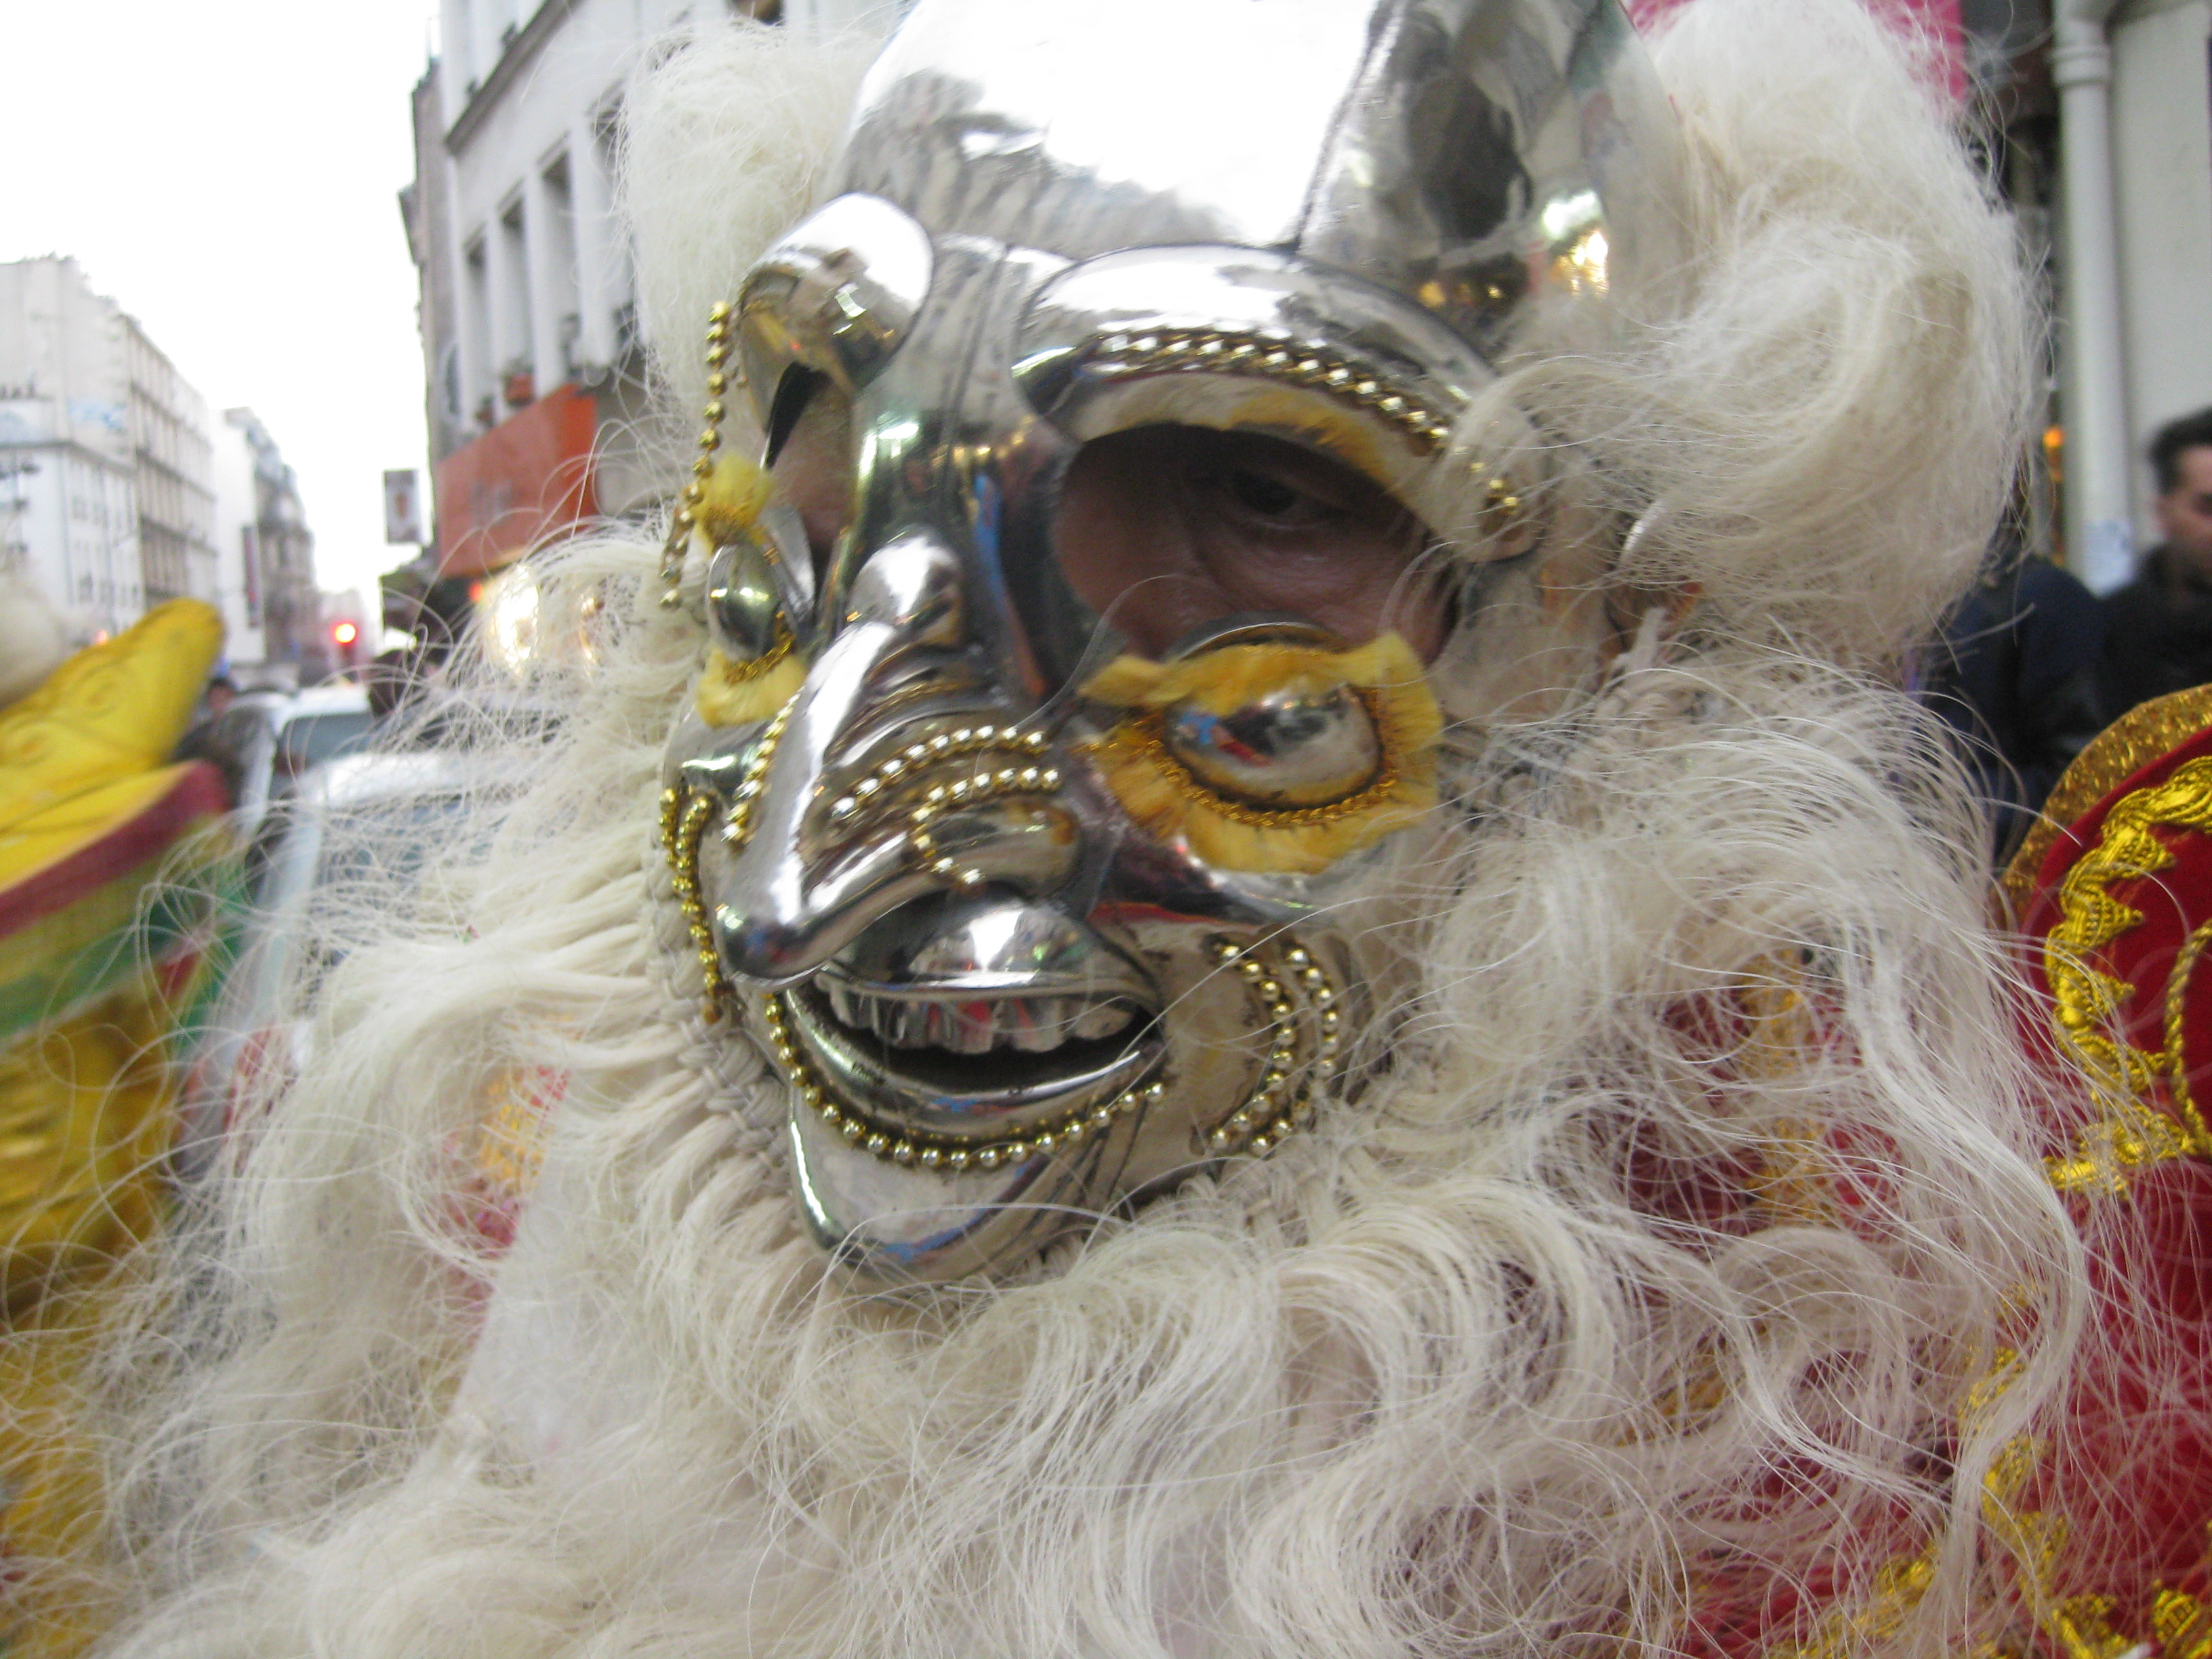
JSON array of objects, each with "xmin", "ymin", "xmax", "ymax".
[{"xmin": 81, "ymin": 4, "xmax": 2089, "ymax": 1657}]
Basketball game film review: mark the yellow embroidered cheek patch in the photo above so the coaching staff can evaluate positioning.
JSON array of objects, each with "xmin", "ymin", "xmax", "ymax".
[
  {"xmin": 690, "ymin": 455, "xmax": 807, "ymax": 728},
  {"xmin": 696, "ymin": 640, "xmax": 804, "ymax": 728},
  {"xmin": 1078, "ymin": 632, "xmax": 1443, "ymax": 875}
]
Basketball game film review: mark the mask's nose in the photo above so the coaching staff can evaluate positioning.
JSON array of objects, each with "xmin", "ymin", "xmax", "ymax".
[{"xmin": 701, "ymin": 529, "xmax": 1081, "ymax": 987}]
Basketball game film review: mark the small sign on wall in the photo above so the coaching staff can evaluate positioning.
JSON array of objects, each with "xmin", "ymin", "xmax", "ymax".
[{"xmin": 384, "ymin": 468, "xmax": 426, "ymax": 546}]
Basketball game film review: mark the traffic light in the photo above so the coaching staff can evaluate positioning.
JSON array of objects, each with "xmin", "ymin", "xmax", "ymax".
[{"xmin": 331, "ymin": 618, "xmax": 361, "ymax": 669}]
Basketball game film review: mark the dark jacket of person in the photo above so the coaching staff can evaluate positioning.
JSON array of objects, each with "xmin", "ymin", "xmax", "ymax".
[
  {"xmin": 173, "ymin": 716, "xmax": 245, "ymax": 808},
  {"xmin": 1925, "ymin": 556, "xmax": 2107, "ymax": 861},
  {"xmin": 2100, "ymin": 546, "xmax": 2212, "ymax": 720}
]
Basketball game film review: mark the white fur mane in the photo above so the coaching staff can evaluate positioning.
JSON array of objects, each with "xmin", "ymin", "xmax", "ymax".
[{"xmin": 85, "ymin": 5, "xmax": 2083, "ymax": 1658}]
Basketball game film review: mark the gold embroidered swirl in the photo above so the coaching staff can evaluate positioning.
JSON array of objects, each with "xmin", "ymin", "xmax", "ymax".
[{"xmin": 2040, "ymin": 756, "xmax": 2212, "ymax": 1193}]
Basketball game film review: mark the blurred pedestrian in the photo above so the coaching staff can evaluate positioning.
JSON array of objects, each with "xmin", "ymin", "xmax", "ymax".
[
  {"xmin": 2101, "ymin": 407, "xmax": 2212, "ymax": 718},
  {"xmin": 363, "ymin": 647, "xmax": 417, "ymax": 722},
  {"xmin": 173, "ymin": 672, "xmax": 245, "ymax": 806},
  {"xmin": 1924, "ymin": 546, "xmax": 2106, "ymax": 863}
]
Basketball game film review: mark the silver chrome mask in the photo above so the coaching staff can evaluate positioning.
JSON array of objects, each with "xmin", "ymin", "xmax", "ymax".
[{"xmin": 657, "ymin": 0, "xmax": 1684, "ymax": 1282}]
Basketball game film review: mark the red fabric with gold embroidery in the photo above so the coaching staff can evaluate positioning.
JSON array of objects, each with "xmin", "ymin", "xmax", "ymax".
[{"xmin": 2011, "ymin": 687, "xmax": 2212, "ymax": 1656}]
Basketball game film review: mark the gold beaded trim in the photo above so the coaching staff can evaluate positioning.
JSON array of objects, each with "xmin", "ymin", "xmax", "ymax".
[
  {"xmin": 826, "ymin": 723, "xmax": 1053, "ymax": 825},
  {"xmin": 759, "ymin": 935, "xmax": 1340, "ymax": 1170},
  {"xmin": 660, "ymin": 300, "xmax": 737, "ymax": 609},
  {"xmin": 2003, "ymin": 682, "xmax": 2212, "ymax": 917},
  {"xmin": 1204, "ymin": 937, "xmax": 1343, "ymax": 1155},
  {"xmin": 712, "ymin": 619, "xmax": 796, "ymax": 687},
  {"xmin": 1109, "ymin": 693, "xmax": 1404, "ymax": 829},
  {"xmin": 657, "ymin": 692, "xmax": 799, "ymax": 1019},
  {"xmin": 1089, "ymin": 328, "xmax": 1453, "ymax": 455},
  {"xmin": 823, "ymin": 722, "xmax": 1061, "ymax": 890},
  {"xmin": 660, "ymin": 787, "xmax": 726, "ymax": 1015},
  {"xmin": 905, "ymin": 762, "xmax": 1065, "ymax": 890},
  {"xmin": 716, "ymin": 693, "xmax": 798, "ymax": 846},
  {"xmin": 762, "ymin": 990, "xmax": 1168, "ymax": 1172}
]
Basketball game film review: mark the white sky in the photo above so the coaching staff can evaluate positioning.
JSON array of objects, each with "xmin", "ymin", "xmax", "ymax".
[{"xmin": 0, "ymin": 0, "xmax": 441, "ymax": 621}]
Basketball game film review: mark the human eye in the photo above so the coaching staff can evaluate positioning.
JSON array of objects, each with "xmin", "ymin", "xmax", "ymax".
[
  {"xmin": 1189, "ymin": 449, "xmax": 1356, "ymax": 535},
  {"xmin": 1225, "ymin": 464, "xmax": 1336, "ymax": 525}
]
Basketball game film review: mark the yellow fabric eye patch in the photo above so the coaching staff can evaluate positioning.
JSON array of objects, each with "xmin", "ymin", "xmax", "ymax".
[
  {"xmin": 1078, "ymin": 632, "xmax": 1443, "ymax": 875},
  {"xmin": 690, "ymin": 455, "xmax": 807, "ymax": 729}
]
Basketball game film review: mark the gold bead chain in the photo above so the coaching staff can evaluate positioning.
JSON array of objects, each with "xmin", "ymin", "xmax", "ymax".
[
  {"xmin": 762, "ymin": 989, "xmax": 1168, "ymax": 1172},
  {"xmin": 758, "ymin": 935, "xmax": 1340, "ymax": 1170},
  {"xmin": 659, "ymin": 786, "xmax": 726, "ymax": 1017},
  {"xmin": 904, "ymin": 762, "xmax": 1064, "ymax": 888},
  {"xmin": 826, "ymin": 724, "xmax": 1053, "ymax": 825},
  {"xmin": 822, "ymin": 723, "xmax": 1061, "ymax": 890},
  {"xmin": 1086, "ymin": 326, "xmax": 1525, "ymax": 513},
  {"xmin": 659, "ymin": 300, "xmax": 735, "ymax": 609},
  {"xmin": 716, "ymin": 692, "xmax": 797, "ymax": 846},
  {"xmin": 658, "ymin": 691, "xmax": 798, "ymax": 1019},
  {"xmin": 1090, "ymin": 328, "xmax": 1452, "ymax": 455},
  {"xmin": 1205, "ymin": 938, "xmax": 1341, "ymax": 1155}
]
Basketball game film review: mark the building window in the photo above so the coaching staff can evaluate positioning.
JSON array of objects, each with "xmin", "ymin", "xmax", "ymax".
[
  {"xmin": 541, "ymin": 152, "xmax": 582, "ymax": 380},
  {"xmin": 464, "ymin": 233, "xmax": 493, "ymax": 427},
  {"xmin": 498, "ymin": 196, "xmax": 532, "ymax": 386}
]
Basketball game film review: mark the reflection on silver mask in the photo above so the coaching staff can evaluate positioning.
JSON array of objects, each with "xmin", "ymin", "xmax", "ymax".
[{"xmin": 659, "ymin": 0, "xmax": 1684, "ymax": 1282}]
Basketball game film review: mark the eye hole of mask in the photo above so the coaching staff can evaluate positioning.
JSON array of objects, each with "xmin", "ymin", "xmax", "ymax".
[
  {"xmin": 765, "ymin": 363, "xmax": 831, "ymax": 465},
  {"xmin": 1052, "ymin": 424, "xmax": 1451, "ymax": 661},
  {"xmin": 764, "ymin": 374, "xmax": 857, "ymax": 580}
]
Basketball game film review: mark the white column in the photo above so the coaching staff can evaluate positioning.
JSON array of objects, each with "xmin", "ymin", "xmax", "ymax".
[
  {"xmin": 2110, "ymin": 0, "xmax": 2212, "ymax": 544},
  {"xmin": 569, "ymin": 118, "xmax": 615, "ymax": 373},
  {"xmin": 2053, "ymin": 0, "xmax": 2134, "ymax": 593},
  {"xmin": 522, "ymin": 167, "xmax": 565, "ymax": 392}
]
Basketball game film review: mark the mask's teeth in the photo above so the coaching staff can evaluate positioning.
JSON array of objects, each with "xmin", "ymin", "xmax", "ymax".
[
  {"xmin": 917, "ymin": 1003, "xmax": 948, "ymax": 1050},
  {"xmin": 1071, "ymin": 1002, "xmax": 1136, "ymax": 1041},
  {"xmin": 1008, "ymin": 999, "xmax": 1062, "ymax": 1052},
  {"xmin": 890, "ymin": 1002, "xmax": 933, "ymax": 1049},
  {"xmin": 819, "ymin": 987, "xmax": 1143, "ymax": 1053},
  {"xmin": 946, "ymin": 1002, "xmax": 998, "ymax": 1054}
]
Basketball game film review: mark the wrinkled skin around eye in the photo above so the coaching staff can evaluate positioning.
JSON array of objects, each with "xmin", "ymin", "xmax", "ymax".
[
  {"xmin": 1055, "ymin": 425, "xmax": 1449, "ymax": 659},
  {"xmin": 770, "ymin": 395, "xmax": 1449, "ymax": 660}
]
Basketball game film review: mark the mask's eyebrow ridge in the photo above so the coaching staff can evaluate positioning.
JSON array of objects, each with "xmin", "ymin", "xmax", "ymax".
[{"xmin": 1086, "ymin": 327, "xmax": 1453, "ymax": 455}]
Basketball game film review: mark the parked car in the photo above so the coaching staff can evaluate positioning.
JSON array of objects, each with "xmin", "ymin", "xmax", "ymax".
[
  {"xmin": 205, "ymin": 683, "xmax": 377, "ymax": 830},
  {"xmin": 178, "ymin": 749, "xmax": 486, "ymax": 1163}
]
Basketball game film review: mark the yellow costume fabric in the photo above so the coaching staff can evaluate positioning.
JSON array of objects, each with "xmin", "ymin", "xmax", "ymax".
[{"xmin": 0, "ymin": 598, "xmax": 230, "ymax": 1658}]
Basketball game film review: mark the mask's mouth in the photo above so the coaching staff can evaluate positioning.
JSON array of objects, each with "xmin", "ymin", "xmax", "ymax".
[
  {"xmin": 818, "ymin": 980, "xmax": 1143, "ymax": 1055},
  {"xmin": 795, "ymin": 981, "xmax": 1158, "ymax": 1105},
  {"xmin": 776, "ymin": 899, "xmax": 1166, "ymax": 1141}
]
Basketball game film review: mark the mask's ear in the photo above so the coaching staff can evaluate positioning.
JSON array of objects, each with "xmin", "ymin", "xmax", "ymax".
[{"xmin": 621, "ymin": 22, "xmax": 882, "ymax": 426}]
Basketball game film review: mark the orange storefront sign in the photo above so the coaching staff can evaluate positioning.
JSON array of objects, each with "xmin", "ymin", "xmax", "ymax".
[{"xmin": 434, "ymin": 383, "xmax": 598, "ymax": 577}]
